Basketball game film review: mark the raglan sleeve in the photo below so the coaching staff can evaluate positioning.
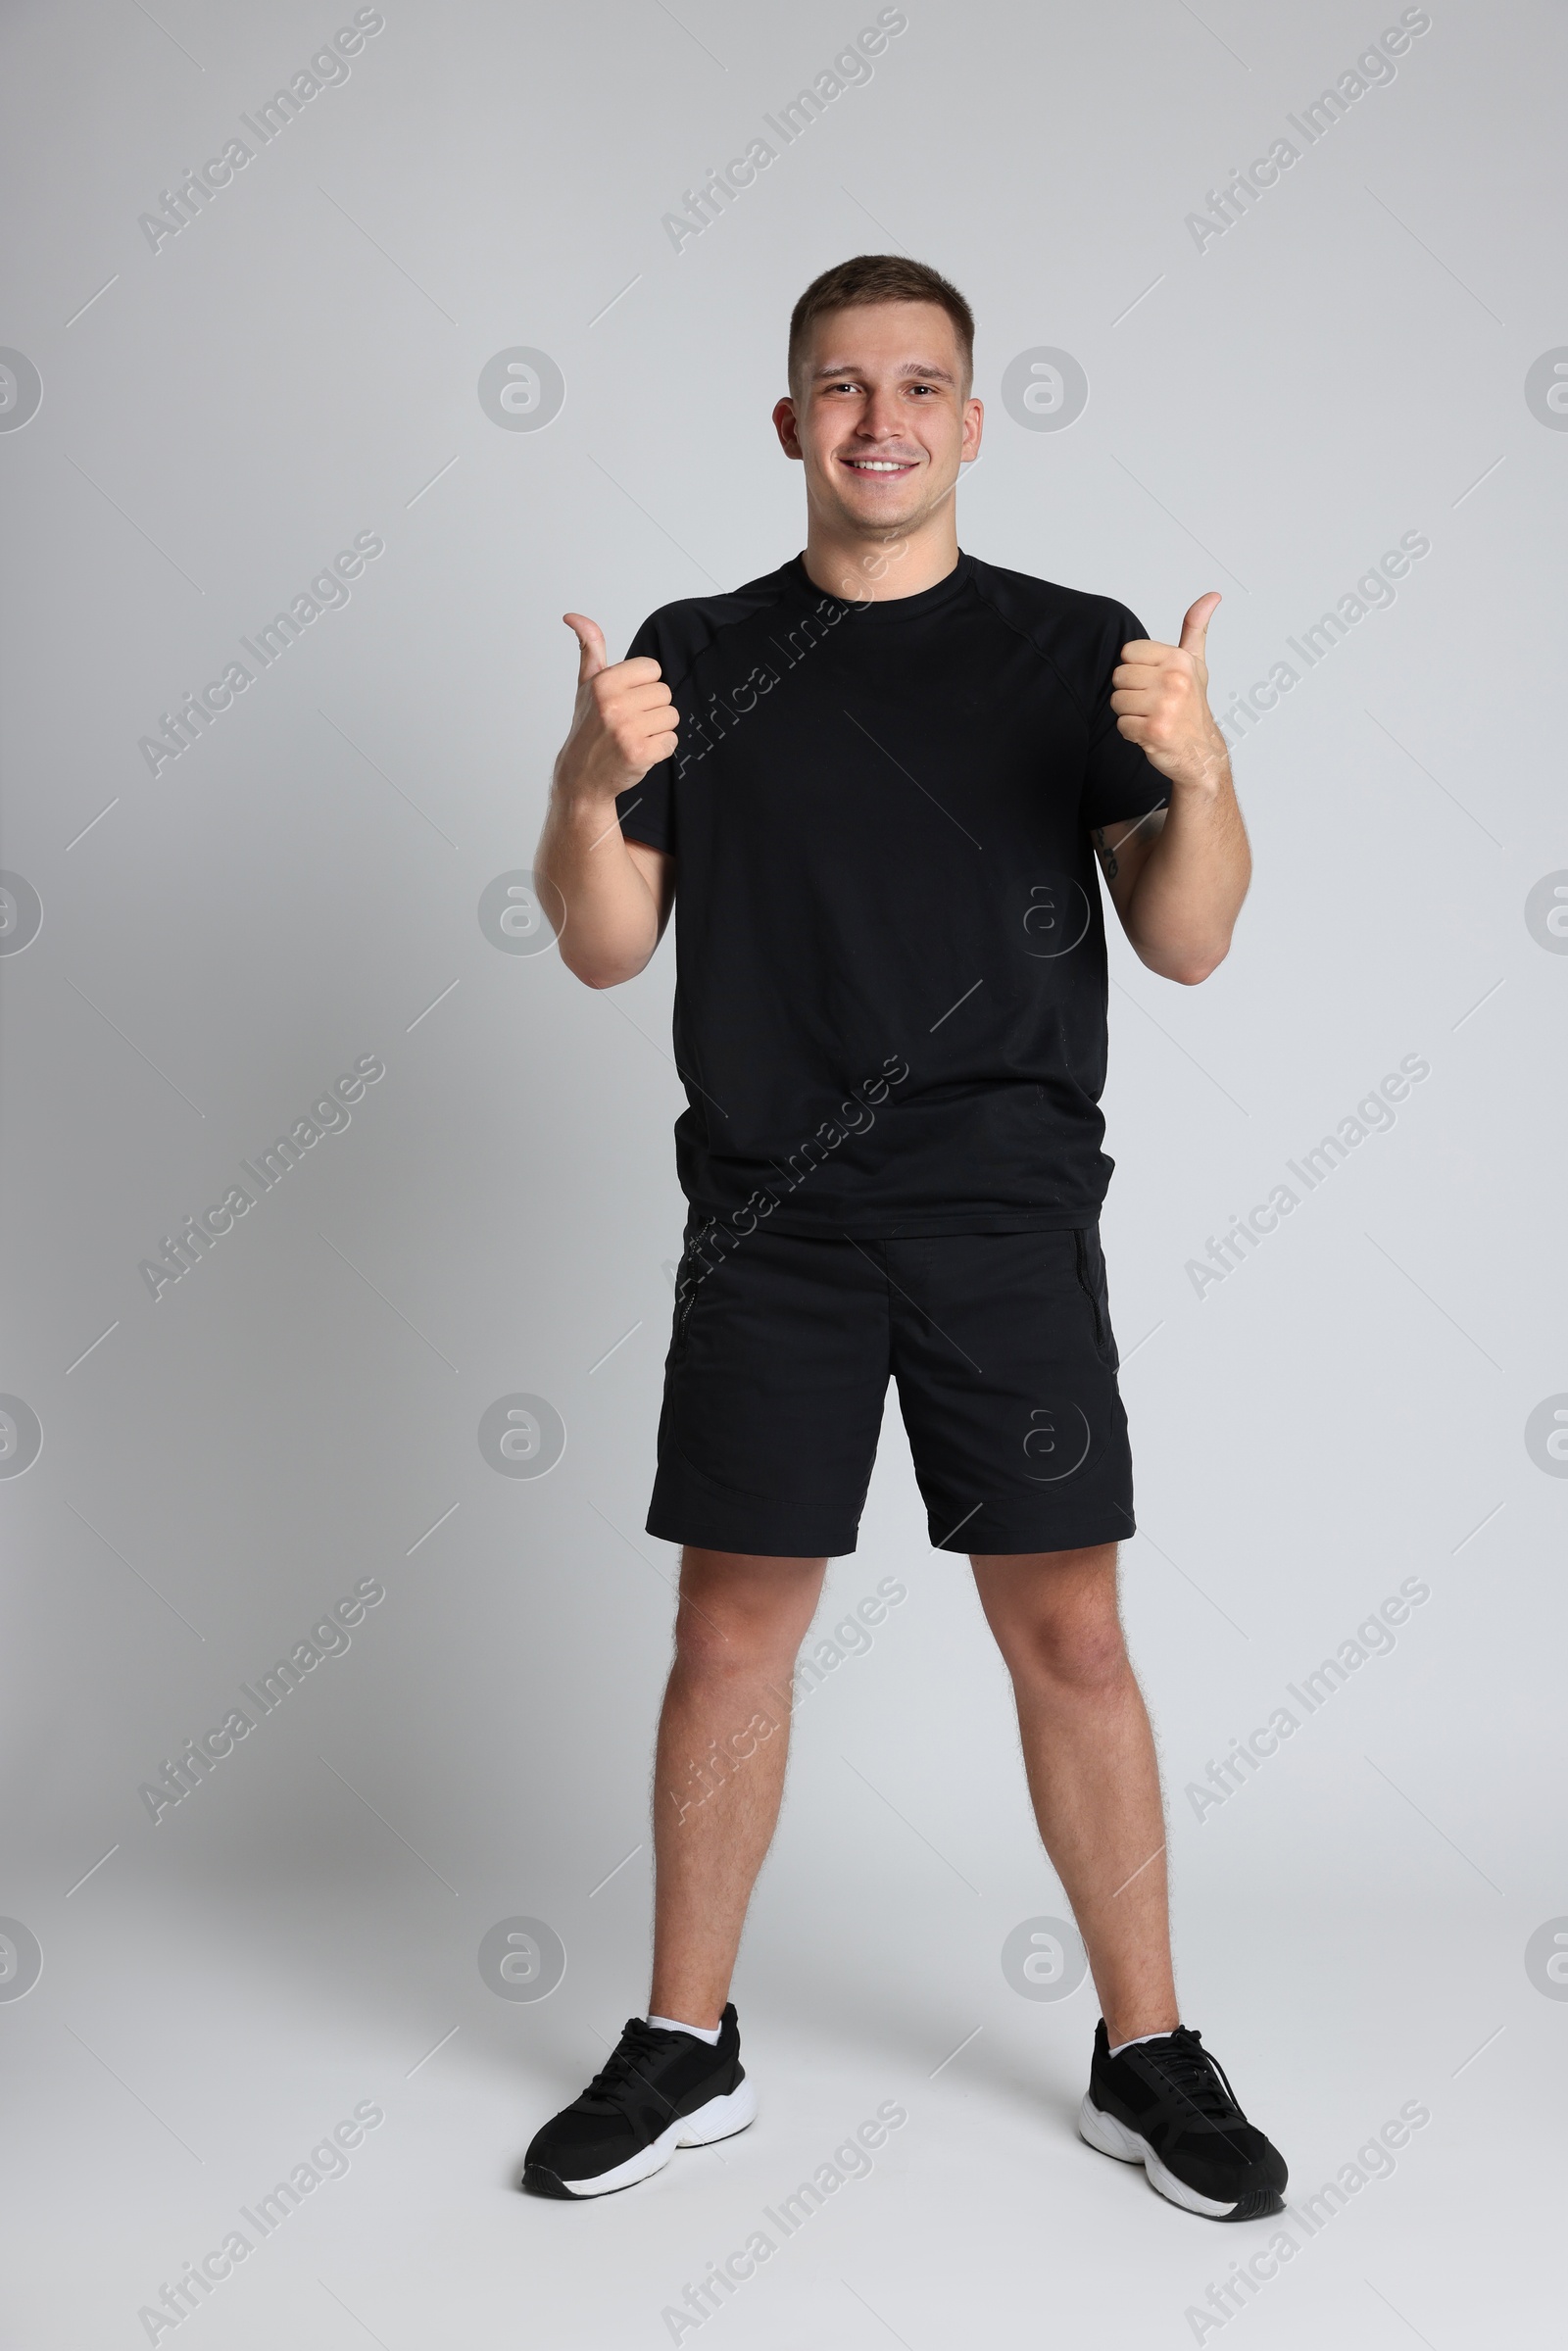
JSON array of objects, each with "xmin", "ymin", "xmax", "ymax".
[
  {"xmin": 1080, "ymin": 602, "xmax": 1172, "ymax": 833},
  {"xmin": 612, "ymin": 612, "xmax": 678, "ymax": 856}
]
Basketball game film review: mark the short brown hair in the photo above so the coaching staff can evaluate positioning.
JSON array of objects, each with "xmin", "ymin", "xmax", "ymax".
[{"xmin": 787, "ymin": 254, "xmax": 975, "ymax": 391}]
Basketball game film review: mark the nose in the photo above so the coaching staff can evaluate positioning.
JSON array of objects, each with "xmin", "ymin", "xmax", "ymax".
[{"xmin": 855, "ymin": 386, "xmax": 907, "ymax": 441}]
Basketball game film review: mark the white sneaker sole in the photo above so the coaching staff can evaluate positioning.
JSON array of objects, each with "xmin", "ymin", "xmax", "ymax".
[
  {"xmin": 1077, "ymin": 2091, "xmax": 1239, "ymax": 2218},
  {"xmin": 556, "ymin": 2078, "xmax": 759, "ymax": 2198}
]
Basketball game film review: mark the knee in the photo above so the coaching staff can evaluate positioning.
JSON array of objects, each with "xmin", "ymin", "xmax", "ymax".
[
  {"xmin": 673, "ymin": 1604, "xmax": 752, "ymax": 1681},
  {"xmin": 1008, "ymin": 1604, "xmax": 1128, "ymax": 1693},
  {"xmin": 672, "ymin": 1590, "xmax": 807, "ymax": 1684}
]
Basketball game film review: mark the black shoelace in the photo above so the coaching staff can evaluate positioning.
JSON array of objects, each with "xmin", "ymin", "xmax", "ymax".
[
  {"xmin": 1135, "ymin": 2030, "xmax": 1250, "ymax": 2134},
  {"xmin": 579, "ymin": 2018, "xmax": 685, "ymax": 2114}
]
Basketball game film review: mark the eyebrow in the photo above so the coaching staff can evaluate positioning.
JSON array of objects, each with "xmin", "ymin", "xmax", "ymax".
[{"xmin": 811, "ymin": 361, "xmax": 956, "ymax": 385}]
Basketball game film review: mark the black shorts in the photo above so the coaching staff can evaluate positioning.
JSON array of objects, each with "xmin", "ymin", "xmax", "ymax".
[{"xmin": 647, "ymin": 1219, "xmax": 1136, "ymax": 1558}]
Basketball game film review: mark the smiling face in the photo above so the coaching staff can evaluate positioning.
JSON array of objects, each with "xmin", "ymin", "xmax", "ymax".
[{"xmin": 773, "ymin": 299, "xmax": 983, "ymax": 552}]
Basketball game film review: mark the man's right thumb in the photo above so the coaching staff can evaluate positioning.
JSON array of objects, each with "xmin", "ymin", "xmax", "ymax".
[{"xmin": 564, "ymin": 612, "xmax": 607, "ymax": 682}]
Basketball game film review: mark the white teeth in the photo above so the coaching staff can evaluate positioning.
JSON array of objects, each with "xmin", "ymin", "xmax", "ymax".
[{"xmin": 849, "ymin": 460, "xmax": 907, "ymax": 470}]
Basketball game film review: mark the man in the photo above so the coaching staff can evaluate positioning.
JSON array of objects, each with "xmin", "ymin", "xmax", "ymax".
[{"xmin": 524, "ymin": 255, "xmax": 1285, "ymax": 2221}]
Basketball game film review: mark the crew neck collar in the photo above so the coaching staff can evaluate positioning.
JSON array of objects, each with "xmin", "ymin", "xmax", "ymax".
[{"xmin": 785, "ymin": 549, "xmax": 973, "ymax": 621}]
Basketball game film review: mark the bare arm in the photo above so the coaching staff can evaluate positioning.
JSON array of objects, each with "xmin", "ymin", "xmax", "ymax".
[
  {"xmin": 533, "ymin": 612, "xmax": 678, "ymax": 989},
  {"xmin": 1091, "ymin": 593, "xmax": 1251, "ymax": 985}
]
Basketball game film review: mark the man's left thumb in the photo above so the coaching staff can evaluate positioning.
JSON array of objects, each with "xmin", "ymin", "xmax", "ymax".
[{"xmin": 1179, "ymin": 592, "xmax": 1222, "ymax": 656}]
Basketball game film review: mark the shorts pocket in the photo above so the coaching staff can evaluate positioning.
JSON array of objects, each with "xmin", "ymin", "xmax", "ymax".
[
  {"xmin": 1072, "ymin": 1226, "xmax": 1119, "ymax": 1372},
  {"xmin": 670, "ymin": 1220, "xmax": 738, "ymax": 1362},
  {"xmin": 669, "ymin": 1229, "xmax": 707, "ymax": 1362}
]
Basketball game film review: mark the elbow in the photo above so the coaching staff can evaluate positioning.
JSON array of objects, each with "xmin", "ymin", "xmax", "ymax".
[
  {"xmin": 563, "ymin": 948, "xmax": 649, "ymax": 991},
  {"xmin": 1155, "ymin": 937, "xmax": 1231, "ymax": 987}
]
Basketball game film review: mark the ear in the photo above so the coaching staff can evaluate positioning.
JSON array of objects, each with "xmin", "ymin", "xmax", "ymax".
[
  {"xmin": 772, "ymin": 395, "xmax": 805, "ymax": 461},
  {"xmin": 961, "ymin": 394, "xmax": 984, "ymax": 462}
]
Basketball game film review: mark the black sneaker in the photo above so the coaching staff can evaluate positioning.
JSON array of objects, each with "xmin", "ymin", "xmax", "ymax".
[
  {"xmin": 521, "ymin": 2006, "xmax": 756, "ymax": 2198},
  {"xmin": 1078, "ymin": 2020, "xmax": 1287, "ymax": 2220}
]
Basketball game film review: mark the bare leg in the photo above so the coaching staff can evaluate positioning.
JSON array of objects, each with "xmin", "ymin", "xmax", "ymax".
[
  {"xmin": 971, "ymin": 1543, "xmax": 1178, "ymax": 2046},
  {"xmin": 648, "ymin": 1547, "xmax": 827, "ymax": 2029}
]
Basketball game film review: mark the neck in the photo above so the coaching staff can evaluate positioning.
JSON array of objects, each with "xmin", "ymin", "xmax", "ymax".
[{"xmin": 799, "ymin": 493, "xmax": 962, "ymax": 604}]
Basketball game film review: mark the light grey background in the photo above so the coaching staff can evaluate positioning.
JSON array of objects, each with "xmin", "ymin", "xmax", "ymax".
[{"xmin": 2, "ymin": 1, "xmax": 1563, "ymax": 2343}]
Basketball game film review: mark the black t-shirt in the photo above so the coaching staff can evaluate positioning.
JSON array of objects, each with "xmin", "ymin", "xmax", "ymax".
[{"xmin": 613, "ymin": 551, "xmax": 1169, "ymax": 1240}]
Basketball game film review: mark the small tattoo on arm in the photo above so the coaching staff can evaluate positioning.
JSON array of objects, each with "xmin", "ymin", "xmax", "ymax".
[{"xmin": 1091, "ymin": 826, "xmax": 1119, "ymax": 881}]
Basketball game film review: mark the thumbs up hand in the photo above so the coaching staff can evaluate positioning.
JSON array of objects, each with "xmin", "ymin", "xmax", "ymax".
[
  {"xmin": 1110, "ymin": 592, "xmax": 1230, "ymax": 792},
  {"xmin": 555, "ymin": 612, "xmax": 679, "ymax": 805}
]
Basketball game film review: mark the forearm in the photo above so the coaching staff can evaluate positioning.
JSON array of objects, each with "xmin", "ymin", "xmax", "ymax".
[
  {"xmin": 534, "ymin": 786, "xmax": 662, "ymax": 988},
  {"xmin": 1123, "ymin": 770, "xmax": 1250, "ymax": 985}
]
